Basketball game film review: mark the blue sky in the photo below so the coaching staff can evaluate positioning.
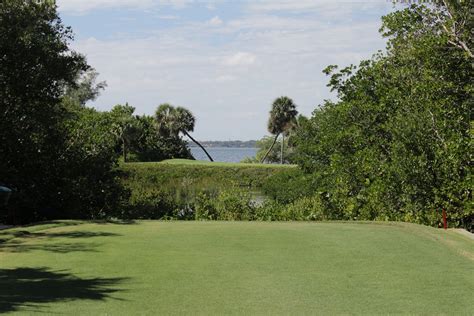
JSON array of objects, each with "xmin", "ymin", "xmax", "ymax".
[{"xmin": 57, "ymin": 0, "xmax": 401, "ymax": 140}]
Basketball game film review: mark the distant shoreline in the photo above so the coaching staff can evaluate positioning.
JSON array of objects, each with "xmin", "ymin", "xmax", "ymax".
[{"xmin": 187, "ymin": 140, "xmax": 257, "ymax": 148}]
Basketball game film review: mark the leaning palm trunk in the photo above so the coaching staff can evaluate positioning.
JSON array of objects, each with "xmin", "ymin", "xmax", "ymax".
[
  {"xmin": 184, "ymin": 131, "xmax": 214, "ymax": 162},
  {"xmin": 260, "ymin": 133, "xmax": 279, "ymax": 163}
]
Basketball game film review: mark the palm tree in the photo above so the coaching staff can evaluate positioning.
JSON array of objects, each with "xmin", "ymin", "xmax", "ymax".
[
  {"xmin": 154, "ymin": 103, "xmax": 178, "ymax": 137},
  {"xmin": 154, "ymin": 104, "xmax": 214, "ymax": 162},
  {"xmin": 111, "ymin": 103, "xmax": 140, "ymax": 162},
  {"xmin": 260, "ymin": 96, "xmax": 298, "ymax": 164}
]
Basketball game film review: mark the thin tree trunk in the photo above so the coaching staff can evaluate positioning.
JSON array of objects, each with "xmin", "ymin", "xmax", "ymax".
[
  {"xmin": 184, "ymin": 131, "xmax": 214, "ymax": 162},
  {"xmin": 260, "ymin": 133, "xmax": 279, "ymax": 163},
  {"xmin": 280, "ymin": 134, "xmax": 284, "ymax": 164}
]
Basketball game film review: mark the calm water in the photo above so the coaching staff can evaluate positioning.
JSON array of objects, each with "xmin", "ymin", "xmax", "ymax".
[{"xmin": 190, "ymin": 147, "xmax": 257, "ymax": 163}]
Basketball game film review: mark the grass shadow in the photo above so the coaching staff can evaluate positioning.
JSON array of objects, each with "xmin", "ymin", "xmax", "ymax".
[
  {"xmin": 30, "ymin": 231, "xmax": 121, "ymax": 239},
  {"xmin": 0, "ymin": 241, "xmax": 100, "ymax": 253},
  {"xmin": 93, "ymin": 219, "xmax": 137, "ymax": 225},
  {"xmin": 0, "ymin": 267, "xmax": 127, "ymax": 313},
  {"xmin": 0, "ymin": 228, "xmax": 122, "ymax": 253}
]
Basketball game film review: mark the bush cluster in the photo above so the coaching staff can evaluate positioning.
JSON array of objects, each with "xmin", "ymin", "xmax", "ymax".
[
  {"xmin": 292, "ymin": 6, "xmax": 473, "ymax": 231},
  {"xmin": 118, "ymin": 162, "xmax": 296, "ymax": 220},
  {"xmin": 116, "ymin": 185, "xmax": 346, "ymax": 222}
]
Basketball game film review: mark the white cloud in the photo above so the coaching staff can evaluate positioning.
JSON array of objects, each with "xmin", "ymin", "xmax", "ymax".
[
  {"xmin": 158, "ymin": 15, "xmax": 180, "ymax": 20},
  {"xmin": 57, "ymin": 0, "xmax": 192, "ymax": 13},
  {"xmin": 247, "ymin": 0, "xmax": 391, "ymax": 13},
  {"xmin": 215, "ymin": 75, "xmax": 236, "ymax": 83},
  {"xmin": 222, "ymin": 52, "xmax": 256, "ymax": 66},
  {"xmin": 70, "ymin": 2, "xmax": 395, "ymax": 139},
  {"xmin": 206, "ymin": 3, "xmax": 216, "ymax": 10},
  {"xmin": 58, "ymin": 0, "xmax": 152, "ymax": 13},
  {"xmin": 208, "ymin": 16, "xmax": 223, "ymax": 26}
]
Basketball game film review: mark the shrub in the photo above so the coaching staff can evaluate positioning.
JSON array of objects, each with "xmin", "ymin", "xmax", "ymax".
[
  {"xmin": 280, "ymin": 196, "xmax": 325, "ymax": 221},
  {"xmin": 214, "ymin": 190, "xmax": 255, "ymax": 221},
  {"xmin": 261, "ymin": 168, "xmax": 313, "ymax": 203}
]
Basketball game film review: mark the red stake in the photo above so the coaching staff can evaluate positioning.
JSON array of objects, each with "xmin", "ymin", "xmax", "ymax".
[{"xmin": 442, "ymin": 209, "xmax": 447, "ymax": 230}]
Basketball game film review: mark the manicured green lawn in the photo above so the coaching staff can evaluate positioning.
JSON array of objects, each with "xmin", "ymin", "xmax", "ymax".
[{"xmin": 1, "ymin": 221, "xmax": 473, "ymax": 314}]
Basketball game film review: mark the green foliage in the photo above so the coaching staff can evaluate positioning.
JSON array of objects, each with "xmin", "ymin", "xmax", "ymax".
[
  {"xmin": 280, "ymin": 196, "xmax": 325, "ymax": 221},
  {"xmin": 0, "ymin": 0, "xmax": 130, "ymax": 223},
  {"xmin": 119, "ymin": 161, "xmax": 337, "ymax": 222},
  {"xmin": 244, "ymin": 136, "xmax": 295, "ymax": 164},
  {"xmin": 109, "ymin": 104, "xmax": 141, "ymax": 162},
  {"xmin": 60, "ymin": 104, "xmax": 129, "ymax": 220},
  {"xmin": 293, "ymin": 5, "xmax": 473, "ymax": 230},
  {"xmin": 261, "ymin": 96, "xmax": 299, "ymax": 163},
  {"xmin": 106, "ymin": 104, "xmax": 192, "ymax": 163},
  {"xmin": 244, "ymin": 115, "xmax": 306, "ymax": 164},
  {"xmin": 119, "ymin": 161, "xmax": 295, "ymax": 220},
  {"xmin": 131, "ymin": 115, "xmax": 192, "ymax": 162},
  {"xmin": 0, "ymin": 2, "xmax": 192, "ymax": 223},
  {"xmin": 155, "ymin": 103, "xmax": 213, "ymax": 161},
  {"xmin": 195, "ymin": 189, "xmax": 255, "ymax": 221},
  {"xmin": 260, "ymin": 168, "xmax": 313, "ymax": 203},
  {"xmin": 267, "ymin": 96, "xmax": 298, "ymax": 135},
  {"xmin": 0, "ymin": 0, "xmax": 89, "ymax": 222},
  {"xmin": 121, "ymin": 161, "xmax": 291, "ymax": 189}
]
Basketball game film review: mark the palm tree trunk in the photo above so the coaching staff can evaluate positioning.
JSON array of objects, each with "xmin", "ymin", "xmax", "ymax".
[
  {"xmin": 184, "ymin": 131, "xmax": 214, "ymax": 162},
  {"xmin": 260, "ymin": 133, "xmax": 279, "ymax": 163},
  {"xmin": 280, "ymin": 134, "xmax": 284, "ymax": 164}
]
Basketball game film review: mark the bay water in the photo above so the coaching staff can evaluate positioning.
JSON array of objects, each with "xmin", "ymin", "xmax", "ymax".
[{"xmin": 190, "ymin": 147, "xmax": 257, "ymax": 163}]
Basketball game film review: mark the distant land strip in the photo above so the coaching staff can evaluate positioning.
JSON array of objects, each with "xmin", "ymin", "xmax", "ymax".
[{"xmin": 187, "ymin": 140, "xmax": 257, "ymax": 148}]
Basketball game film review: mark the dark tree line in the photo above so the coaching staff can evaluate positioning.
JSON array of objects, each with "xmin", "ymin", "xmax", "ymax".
[
  {"xmin": 292, "ymin": 3, "xmax": 473, "ymax": 230},
  {"xmin": 0, "ymin": 1, "xmax": 193, "ymax": 223}
]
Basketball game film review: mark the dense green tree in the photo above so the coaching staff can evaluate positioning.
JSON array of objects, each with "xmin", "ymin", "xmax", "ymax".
[
  {"xmin": 132, "ymin": 114, "xmax": 192, "ymax": 162},
  {"xmin": 61, "ymin": 104, "xmax": 128, "ymax": 219},
  {"xmin": 294, "ymin": 5, "xmax": 472, "ymax": 229},
  {"xmin": 110, "ymin": 104, "xmax": 141, "ymax": 162},
  {"xmin": 155, "ymin": 104, "xmax": 213, "ymax": 161},
  {"xmin": 0, "ymin": 1, "xmax": 132, "ymax": 222},
  {"xmin": 394, "ymin": 0, "xmax": 473, "ymax": 58},
  {"xmin": 0, "ymin": 0, "xmax": 89, "ymax": 222},
  {"xmin": 261, "ymin": 97, "xmax": 298, "ymax": 164}
]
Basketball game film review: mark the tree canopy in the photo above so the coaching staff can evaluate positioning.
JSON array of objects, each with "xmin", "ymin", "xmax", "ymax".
[
  {"xmin": 261, "ymin": 96, "xmax": 298, "ymax": 163},
  {"xmin": 155, "ymin": 104, "xmax": 213, "ymax": 162},
  {"xmin": 293, "ymin": 4, "xmax": 473, "ymax": 229},
  {"xmin": 0, "ymin": 1, "xmax": 193, "ymax": 223}
]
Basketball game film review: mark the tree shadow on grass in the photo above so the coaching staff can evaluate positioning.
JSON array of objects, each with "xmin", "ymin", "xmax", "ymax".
[
  {"xmin": 0, "ymin": 230, "xmax": 121, "ymax": 253},
  {"xmin": 0, "ymin": 267, "xmax": 128, "ymax": 313},
  {"xmin": 1, "ymin": 230, "xmax": 120, "ymax": 240},
  {"xmin": 0, "ymin": 241, "xmax": 101, "ymax": 253},
  {"xmin": 29, "ymin": 231, "xmax": 121, "ymax": 239}
]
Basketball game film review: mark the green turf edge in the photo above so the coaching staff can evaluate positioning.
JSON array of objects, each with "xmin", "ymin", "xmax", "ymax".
[{"xmin": 2, "ymin": 220, "xmax": 472, "ymax": 260}]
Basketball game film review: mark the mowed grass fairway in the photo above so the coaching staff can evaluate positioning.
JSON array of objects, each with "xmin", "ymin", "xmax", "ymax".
[{"xmin": 1, "ymin": 221, "xmax": 473, "ymax": 315}]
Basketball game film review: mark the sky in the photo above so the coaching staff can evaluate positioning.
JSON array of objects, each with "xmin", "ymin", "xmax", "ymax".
[{"xmin": 57, "ymin": 0, "xmax": 401, "ymax": 141}]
